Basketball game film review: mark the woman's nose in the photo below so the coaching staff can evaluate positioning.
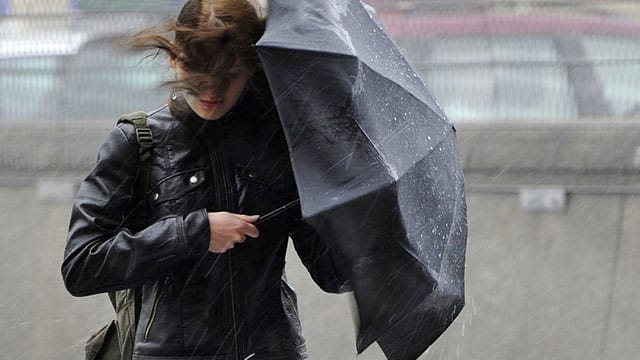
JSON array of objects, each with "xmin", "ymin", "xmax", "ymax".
[
  {"xmin": 203, "ymin": 83, "xmax": 220, "ymax": 99},
  {"xmin": 205, "ymin": 87, "xmax": 218, "ymax": 98}
]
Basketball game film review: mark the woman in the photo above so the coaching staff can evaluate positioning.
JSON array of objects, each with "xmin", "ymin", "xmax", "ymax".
[{"xmin": 61, "ymin": 0, "xmax": 350, "ymax": 359}]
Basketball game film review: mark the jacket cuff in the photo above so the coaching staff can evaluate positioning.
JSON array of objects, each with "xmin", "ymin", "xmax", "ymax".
[{"xmin": 177, "ymin": 208, "xmax": 210, "ymax": 259}]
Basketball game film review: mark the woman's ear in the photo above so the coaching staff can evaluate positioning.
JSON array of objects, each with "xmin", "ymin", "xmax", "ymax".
[{"xmin": 169, "ymin": 54, "xmax": 177, "ymax": 70}]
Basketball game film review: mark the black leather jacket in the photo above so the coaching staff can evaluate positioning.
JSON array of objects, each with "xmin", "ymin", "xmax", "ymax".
[{"xmin": 62, "ymin": 91, "xmax": 350, "ymax": 360}]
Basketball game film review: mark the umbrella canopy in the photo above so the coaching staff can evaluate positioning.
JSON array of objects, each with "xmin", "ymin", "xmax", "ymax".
[{"xmin": 256, "ymin": 1, "xmax": 467, "ymax": 358}]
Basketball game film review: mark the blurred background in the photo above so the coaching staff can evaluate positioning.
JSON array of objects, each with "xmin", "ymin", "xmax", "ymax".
[{"xmin": 1, "ymin": 0, "xmax": 639, "ymax": 359}]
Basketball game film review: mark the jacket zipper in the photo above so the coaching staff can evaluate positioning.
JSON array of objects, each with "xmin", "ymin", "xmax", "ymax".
[
  {"xmin": 211, "ymin": 143, "xmax": 240, "ymax": 360},
  {"xmin": 228, "ymin": 253, "xmax": 239, "ymax": 360},
  {"xmin": 221, "ymin": 157, "xmax": 240, "ymax": 360},
  {"xmin": 144, "ymin": 276, "xmax": 168, "ymax": 341}
]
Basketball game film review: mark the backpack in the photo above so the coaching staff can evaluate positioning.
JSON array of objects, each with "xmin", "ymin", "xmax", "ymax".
[{"xmin": 85, "ymin": 111, "xmax": 152, "ymax": 360}]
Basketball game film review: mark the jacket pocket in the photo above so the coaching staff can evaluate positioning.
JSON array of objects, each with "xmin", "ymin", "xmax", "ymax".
[
  {"xmin": 236, "ymin": 163, "xmax": 296, "ymax": 215},
  {"xmin": 149, "ymin": 168, "xmax": 207, "ymax": 206},
  {"xmin": 143, "ymin": 276, "xmax": 170, "ymax": 342},
  {"xmin": 147, "ymin": 168, "xmax": 209, "ymax": 219},
  {"xmin": 239, "ymin": 163, "xmax": 293, "ymax": 194}
]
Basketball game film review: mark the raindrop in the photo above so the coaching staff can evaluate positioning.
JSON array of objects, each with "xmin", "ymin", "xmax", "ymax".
[{"xmin": 461, "ymin": 318, "xmax": 466, "ymax": 337}]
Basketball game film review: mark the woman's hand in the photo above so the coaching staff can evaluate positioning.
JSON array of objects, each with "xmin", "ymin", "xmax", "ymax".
[{"xmin": 207, "ymin": 212, "xmax": 260, "ymax": 253}]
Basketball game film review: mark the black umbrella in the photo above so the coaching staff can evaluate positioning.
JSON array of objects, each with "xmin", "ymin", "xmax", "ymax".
[{"xmin": 256, "ymin": 1, "xmax": 467, "ymax": 359}]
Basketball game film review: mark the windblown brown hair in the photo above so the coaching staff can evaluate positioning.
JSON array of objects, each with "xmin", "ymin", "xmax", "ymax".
[{"xmin": 128, "ymin": 0, "xmax": 266, "ymax": 106}]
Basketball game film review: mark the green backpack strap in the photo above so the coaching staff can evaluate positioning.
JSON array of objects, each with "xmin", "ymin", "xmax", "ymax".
[
  {"xmin": 117, "ymin": 111, "xmax": 152, "ymax": 162},
  {"xmin": 107, "ymin": 289, "xmax": 138, "ymax": 360},
  {"xmin": 109, "ymin": 111, "xmax": 152, "ymax": 360},
  {"xmin": 117, "ymin": 111, "xmax": 152, "ymax": 231}
]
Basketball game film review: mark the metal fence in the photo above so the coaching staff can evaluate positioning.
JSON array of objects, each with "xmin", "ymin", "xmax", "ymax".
[{"xmin": 0, "ymin": 0, "xmax": 639, "ymax": 172}]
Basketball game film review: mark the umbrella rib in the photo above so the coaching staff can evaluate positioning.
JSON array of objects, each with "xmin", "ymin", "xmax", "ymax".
[
  {"xmin": 378, "ymin": 121, "xmax": 412, "ymax": 146},
  {"xmin": 272, "ymin": 57, "xmax": 325, "ymax": 100},
  {"xmin": 259, "ymin": 45, "xmax": 447, "ymax": 125},
  {"xmin": 267, "ymin": 53, "xmax": 387, "ymax": 173},
  {"xmin": 357, "ymin": 60, "xmax": 449, "ymax": 126}
]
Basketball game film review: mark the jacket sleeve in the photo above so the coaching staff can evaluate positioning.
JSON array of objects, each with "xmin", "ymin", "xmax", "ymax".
[
  {"xmin": 289, "ymin": 215, "xmax": 352, "ymax": 294},
  {"xmin": 61, "ymin": 125, "xmax": 210, "ymax": 297}
]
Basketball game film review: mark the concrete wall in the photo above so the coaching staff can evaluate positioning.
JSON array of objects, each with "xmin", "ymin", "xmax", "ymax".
[
  {"xmin": 1, "ymin": 181, "xmax": 638, "ymax": 359},
  {"xmin": 3, "ymin": 120, "xmax": 639, "ymax": 172}
]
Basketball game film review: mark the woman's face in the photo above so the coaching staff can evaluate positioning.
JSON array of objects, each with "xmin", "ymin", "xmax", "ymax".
[{"xmin": 171, "ymin": 57, "xmax": 255, "ymax": 120}]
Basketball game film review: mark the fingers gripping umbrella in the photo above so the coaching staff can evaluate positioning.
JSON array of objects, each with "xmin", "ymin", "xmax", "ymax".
[{"xmin": 256, "ymin": 1, "xmax": 468, "ymax": 358}]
